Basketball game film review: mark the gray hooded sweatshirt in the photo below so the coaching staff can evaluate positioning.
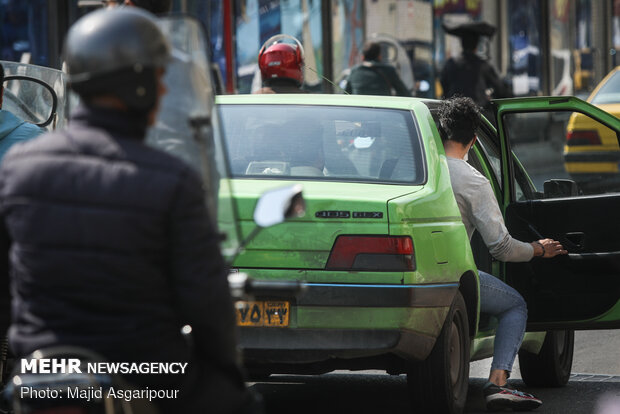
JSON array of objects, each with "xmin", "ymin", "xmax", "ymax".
[{"xmin": 447, "ymin": 156, "xmax": 533, "ymax": 262}]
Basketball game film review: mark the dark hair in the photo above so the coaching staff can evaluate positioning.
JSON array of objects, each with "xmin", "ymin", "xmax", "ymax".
[
  {"xmin": 130, "ymin": 0, "xmax": 171, "ymax": 14},
  {"xmin": 437, "ymin": 97, "xmax": 481, "ymax": 146},
  {"xmin": 362, "ymin": 42, "xmax": 381, "ymax": 61},
  {"xmin": 0, "ymin": 62, "xmax": 4, "ymax": 86}
]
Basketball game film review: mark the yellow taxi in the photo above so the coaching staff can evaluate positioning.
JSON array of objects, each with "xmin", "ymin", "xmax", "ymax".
[{"xmin": 564, "ymin": 66, "xmax": 620, "ymax": 192}]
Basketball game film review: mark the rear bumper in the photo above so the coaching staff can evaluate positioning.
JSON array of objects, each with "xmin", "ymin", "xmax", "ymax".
[
  {"xmin": 238, "ymin": 282, "xmax": 459, "ymax": 364},
  {"xmin": 241, "ymin": 327, "xmax": 435, "ymax": 364},
  {"xmin": 564, "ymin": 150, "xmax": 620, "ymax": 164},
  {"xmin": 292, "ymin": 281, "xmax": 458, "ymax": 307},
  {"xmin": 564, "ymin": 151, "xmax": 620, "ymax": 185},
  {"xmin": 563, "ymin": 152, "xmax": 620, "ymax": 191}
]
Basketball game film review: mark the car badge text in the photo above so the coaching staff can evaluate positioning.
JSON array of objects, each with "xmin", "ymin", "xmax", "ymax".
[{"xmin": 315, "ymin": 211, "xmax": 383, "ymax": 219}]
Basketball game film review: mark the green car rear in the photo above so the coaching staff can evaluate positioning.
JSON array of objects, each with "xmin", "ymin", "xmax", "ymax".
[
  {"xmin": 215, "ymin": 93, "xmax": 620, "ymax": 414},
  {"xmin": 217, "ymin": 94, "xmax": 478, "ymax": 411}
]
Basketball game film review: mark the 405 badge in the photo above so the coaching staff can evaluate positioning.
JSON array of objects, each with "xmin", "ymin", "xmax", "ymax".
[{"xmin": 235, "ymin": 300, "xmax": 290, "ymax": 327}]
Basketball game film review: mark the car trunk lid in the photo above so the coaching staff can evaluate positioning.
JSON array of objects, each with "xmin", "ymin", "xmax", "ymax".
[{"xmin": 227, "ymin": 179, "xmax": 421, "ymax": 269}]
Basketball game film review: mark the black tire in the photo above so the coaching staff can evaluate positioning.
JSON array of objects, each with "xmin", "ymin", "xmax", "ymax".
[
  {"xmin": 519, "ymin": 330, "xmax": 574, "ymax": 387},
  {"xmin": 407, "ymin": 291, "xmax": 470, "ymax": 414}
]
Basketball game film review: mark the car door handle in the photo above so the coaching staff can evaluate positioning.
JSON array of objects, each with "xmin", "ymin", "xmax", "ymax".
[{"xmin": 564, "ymin": 232, "xmax": 585, "ymax": 251}]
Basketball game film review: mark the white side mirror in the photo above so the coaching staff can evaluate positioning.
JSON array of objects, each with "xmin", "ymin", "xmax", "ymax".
[{"xmin": 253, "ymin": 184, "xmax": 305, "ymax": 228}]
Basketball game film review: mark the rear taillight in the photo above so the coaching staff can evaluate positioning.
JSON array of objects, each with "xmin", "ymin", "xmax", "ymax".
[
  {"xmin": 566, "ymin": 130, "xmax": 601, "ymax": 146},
  {"xmin": 326, "ymin": 235, "xmax": 415, "ymax": 271}
]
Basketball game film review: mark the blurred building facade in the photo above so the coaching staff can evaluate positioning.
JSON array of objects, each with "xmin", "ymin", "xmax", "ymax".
[{"xmin": 0, "ymin": 0, "xmax": 618, "ymax": 98}]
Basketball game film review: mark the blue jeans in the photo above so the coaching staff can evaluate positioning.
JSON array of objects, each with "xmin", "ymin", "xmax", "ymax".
[{"xmin": 478, "ymin": 270, "xmax": 528, "ymax": 373}]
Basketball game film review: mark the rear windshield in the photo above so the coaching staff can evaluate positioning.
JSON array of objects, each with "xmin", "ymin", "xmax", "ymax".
[
  {"xmin": 218, "ymin": 104, "xmax": 425, "ymax": 185},
  {"xmin": 591, "ymin": 70, "xmax": 620, "ymax": 105}
]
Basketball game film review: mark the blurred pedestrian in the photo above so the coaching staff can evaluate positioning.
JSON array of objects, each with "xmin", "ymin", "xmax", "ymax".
[
  {"xmin": 255, "ymin": 34, "xmax": 306, "ymax": 94},
  {"xmin": 344, "ymin": 42, "xmax": 411, "ymax": 97},
  {"xmin": 440, "ymin": 21, "xmax": 511, "ymax": 110}
]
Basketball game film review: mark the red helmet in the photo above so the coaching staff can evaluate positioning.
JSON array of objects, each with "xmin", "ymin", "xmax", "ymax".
[{"xmin": 258, "ymin": 35, "xmax": 304, "ymax": 85}]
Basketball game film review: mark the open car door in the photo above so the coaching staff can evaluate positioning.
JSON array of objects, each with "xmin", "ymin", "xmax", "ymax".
[{"xmin": 493, "ymin": 96, "xmax": 620, "ymax": 330}]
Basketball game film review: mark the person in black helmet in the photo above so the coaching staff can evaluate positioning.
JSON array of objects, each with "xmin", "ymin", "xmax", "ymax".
[
  {"xmin": 0, "ymin": 8, "xmax": 256, "ymax": 414},
  {"xmin": 344, "ymin": 42, "xmax": 411, "ymax": 97}
]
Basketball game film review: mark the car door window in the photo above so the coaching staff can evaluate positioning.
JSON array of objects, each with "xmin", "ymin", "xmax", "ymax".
[
  {"xmin": 503, "ymin": 111, "xmax": 618, "ymax": 199},
  {"xmin": 513, "ymin": 159, "xmax": 536, "ymax": 201}
]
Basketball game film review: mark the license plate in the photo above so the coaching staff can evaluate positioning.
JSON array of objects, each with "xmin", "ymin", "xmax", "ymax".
[{"xmin": 235, "ymin": 300, "xmax": 290, "ymax": 327}]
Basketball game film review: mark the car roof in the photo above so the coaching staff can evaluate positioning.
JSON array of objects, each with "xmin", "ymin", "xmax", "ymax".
[{"xmin": 216, "ymin": 93, "xmax": 436, "ymax": 112}]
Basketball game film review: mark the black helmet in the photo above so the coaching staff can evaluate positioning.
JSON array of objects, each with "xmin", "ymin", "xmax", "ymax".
[{"xmin": 64, "ymin": 7, "xmax": 170, "ymax": 112}]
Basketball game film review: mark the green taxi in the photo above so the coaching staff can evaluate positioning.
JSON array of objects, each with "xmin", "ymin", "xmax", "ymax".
[{"xmin": 216, "ymin": 93, "xmax": 620, "ymax": 414}]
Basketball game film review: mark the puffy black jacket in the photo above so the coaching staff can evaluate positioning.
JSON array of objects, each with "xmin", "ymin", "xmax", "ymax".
[{"xmin": 0, "ymin": 105, "xmax": 249, "ymax": 412}]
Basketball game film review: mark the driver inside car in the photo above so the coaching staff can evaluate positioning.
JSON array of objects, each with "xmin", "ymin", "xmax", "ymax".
[
  {"xmin": 288, "ymin": 121, "xmax": 325, "ymax": 176},
  {"xmin": 249, "ymin": 120, "xmax": 325, "ymax": 177},
  {"xmin": 0, "ymin": 63, "xmax": 43, "ymax": 161}
]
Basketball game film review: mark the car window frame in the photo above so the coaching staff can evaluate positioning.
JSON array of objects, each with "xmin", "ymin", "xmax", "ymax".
[
  {"xmin": 473, "ymin": 125, "xmax": 502, "ymax": 193},
  {"xmin": 492, "ymin": 97, "xmax": 620, "ymax": 205}
]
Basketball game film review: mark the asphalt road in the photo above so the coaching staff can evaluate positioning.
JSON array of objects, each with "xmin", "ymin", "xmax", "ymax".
[{"xmin": 248, "ymin": 330, "xmax": 620, "ymax": 414}]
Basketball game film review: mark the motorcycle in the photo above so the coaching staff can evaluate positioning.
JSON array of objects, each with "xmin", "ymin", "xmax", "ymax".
[
  {"xmin": 1, "ymin": 14, "xmax": 306, "ymax": 414},
  {"xmin": 0, "ymin": 57, "xmax": 69, "ymax": 414}
]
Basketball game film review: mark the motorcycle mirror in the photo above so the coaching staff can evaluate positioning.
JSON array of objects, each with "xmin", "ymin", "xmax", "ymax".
[
  {"xmin": 253, "ymin": 184, "xmax": 305, "ymax": 228},
  {"xmin": 3, "ymin": 76, "xmax": 58, "ymax": 128}
]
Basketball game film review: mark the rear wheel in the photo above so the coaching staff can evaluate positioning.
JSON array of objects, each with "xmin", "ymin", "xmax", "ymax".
[
  {"xmin": 519, "ymin": 330, "xmax": 574, "ymax": 387},
  {"xmin": 407, "ymin": 291, "xmax": 470, "ymax": 414}
]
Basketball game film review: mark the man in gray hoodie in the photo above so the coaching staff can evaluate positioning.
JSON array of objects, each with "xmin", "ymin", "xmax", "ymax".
[
  {"xmin": 439, "ymin": 96, "xmax": 566, "ymax": 411},
  {"xmin": 0, "ymin": 63, "xmax": 43, "ymax": 161}
]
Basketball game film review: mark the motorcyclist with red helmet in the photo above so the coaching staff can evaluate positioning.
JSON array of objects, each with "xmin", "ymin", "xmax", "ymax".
[{"xmin": 256, "ymin": 35, "xmax": 306, "ymax": 94}]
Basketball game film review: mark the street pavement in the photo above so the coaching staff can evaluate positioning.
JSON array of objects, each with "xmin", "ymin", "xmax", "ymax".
[
  {"xmin": 470, "ymin": 330, "xmax": 620, "ymax": 378},
  {"xmin": 249, "ymin": 330, "xmax": 620, "ymax": 413},
  {"xmin": 251, "ymin": 372, "xmax": 620, "ymax": 413}
]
